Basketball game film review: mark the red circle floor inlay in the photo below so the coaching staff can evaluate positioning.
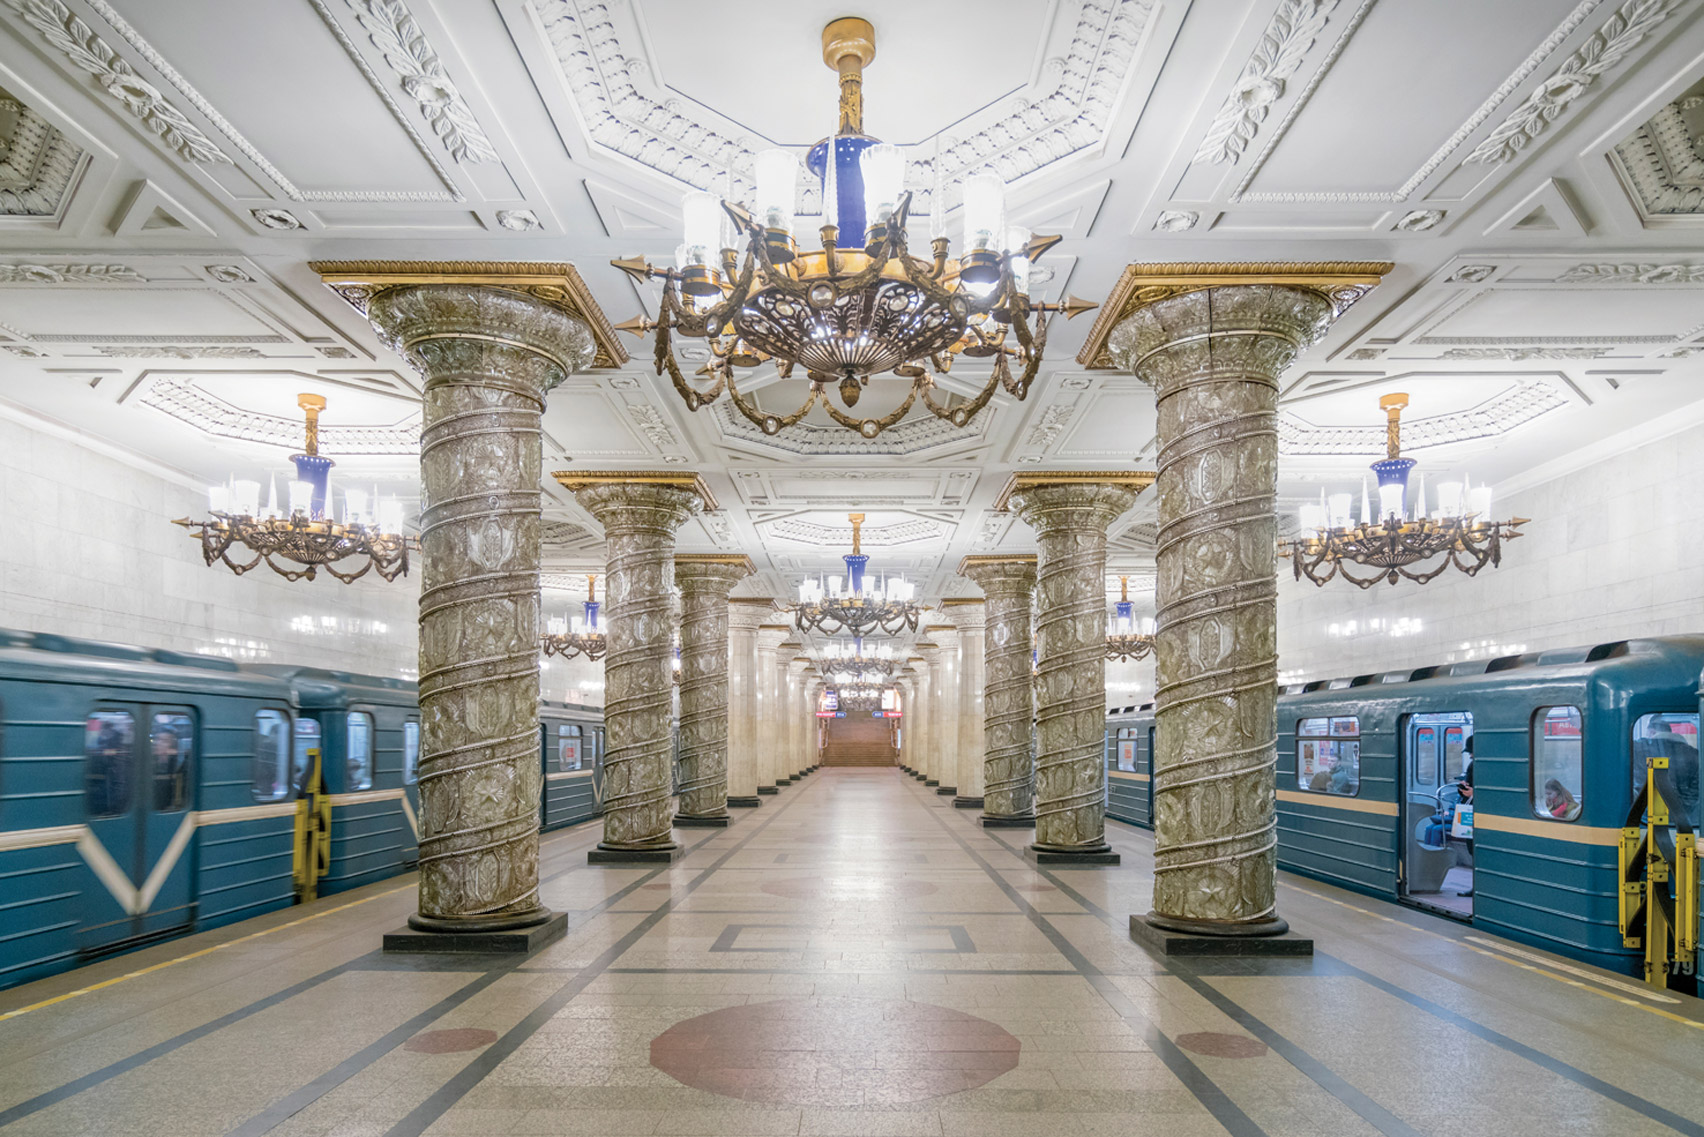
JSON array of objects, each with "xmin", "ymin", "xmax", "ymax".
[
  {"xmin": 1175, "ymin": 1031, "xmax": 1268, "ymax": 1059},
  {"xmin": 650, "ymin": 997, "xmax": 1020, "ymax": 1105},
  {"xmin": 760, "ymin": 875, "xmax": 938, "ymax": 901},
  {"xmin": 404, "ymin": 1028, "xmax": 499, "ymax": 1054}
]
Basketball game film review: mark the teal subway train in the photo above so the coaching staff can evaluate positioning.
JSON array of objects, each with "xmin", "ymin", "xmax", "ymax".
[
  {"xmin": 0, "ymin": 630, "xmax": 603, "ymax": 990},
  {"xmin": 1107, "ymin": 635, "xmax": 1703, "ymax": 982}
]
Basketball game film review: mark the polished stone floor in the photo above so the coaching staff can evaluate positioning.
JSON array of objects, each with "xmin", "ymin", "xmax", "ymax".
[{"xmin": 1, "ymin": 769, "xmax": 1701, "ymax": 1137}]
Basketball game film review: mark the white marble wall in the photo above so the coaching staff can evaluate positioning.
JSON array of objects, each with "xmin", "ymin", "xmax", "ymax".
[
  {"xmin": 1277, "ymin": 428, "xmax": 1704, "ymax": 681},
  {"xmin": 0, "ymin": 414, "xmax": 420, "ymax": 677}
]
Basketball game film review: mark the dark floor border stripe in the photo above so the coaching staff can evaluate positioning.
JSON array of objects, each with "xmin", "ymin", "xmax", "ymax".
[
  {"xmin": 0, "ymin": 959, "xmax": 363, "ymax": 1128},
  {"xmin": 380, "ymin": 777, "xmax": 819, "ymax": 1137},
  {"xmin": 901, "ymin": 779, "xmax": 1267, "ymax": 1137},
  {"xmin": 986, "ymin": 810, "xmax": 1704, "ymax": 1137},
  {"xmin": 600, "ymin": 966, "xmax": 1082, "ymax": 975}
]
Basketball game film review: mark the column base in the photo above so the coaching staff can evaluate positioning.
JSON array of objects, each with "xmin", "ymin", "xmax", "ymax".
[
  {"xmin": 980, "ymin": 814, "xmax": 1035, "ymax": 829},
  {"xmin": 385, "ymin": 910, "xmax": 566, "ymax": 954},
  {"xmin": 934, "ymin": 785, "xmax": 958, "ymax": 796},
  {"xmin": 953, "ymin": 796, "xmax": 984, "ymax": 809},
  {"xmin": 776, "ymin": 776, "xmax": 794, "ymax": 785},
  {"xmin": 674, "ymin": 814, "xmax": 730, "ymax": 828},
  {"xmin": 589, "ymin": 844, "xmax": 682, "ymax": 864},
  {"xmin": 1025, "ymin": 844, "xmax": 1120, "ymax": 866},
  {"xmin": 757, "ymin": 785, "xmax": 779, "ymax": 795},
  {"xmin": 727, "ymin": 795, "xmax": 762, "ymax": 808},
  {"xmin": 924, "ymin": 779, "xmax": 939, "ymax": 787},
  {"xmin": 1130, "ymin": 913, "xmax": 1312, "ymax": 957}
]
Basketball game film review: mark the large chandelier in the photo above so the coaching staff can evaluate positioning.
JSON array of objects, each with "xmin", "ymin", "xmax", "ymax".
[
  {"xmin": 822, "ymin": 637, "xmax": 898, "ymax": 682},
  {"xmin": 542, "ymin": 575, "xmax": 607, "ymax": 661},
  {"xmin": 834, "ymin": 685, "xmax": 895, "ymax": 712},
  {"xmin": 174, "ymin": 394, "xmax": 412, "ymax": 584},
  {"xmin": 793, "ymin": 513, "xmax": 920, "ymax": 636},
  {"xmin": 611, "ymin": 17, "xmax": 1094, "ymax": 440},
  {"xmin": 1106, "ymin": 577, "xmax": 1156, "ymax": 662},
  {"xmin": 1281, "ymin": 394, "xmax": 1528, "ymax": 588}
]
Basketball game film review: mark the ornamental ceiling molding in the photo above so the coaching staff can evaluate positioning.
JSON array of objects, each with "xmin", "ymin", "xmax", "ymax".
[
  {"xmin": 1075, "ymin": 261, "xmax": 1393, "ymax": 369},
  {"xmin": 341, "ymin": 0, "xmax": 499, "ymax": 163},
  {"xmin": 1557, "ymin": 262, "xmax": 1704, "ymax": 283},
  {"xmin": 1215, "ymin": 0, "xmax": 1649, "ymax": 205},
  {"xmin": 138, "ymin": 378, "xmax": 421, "ymax": 453},
  {"xmin": 0, "ymin": 95, "xmax": 86, "ymax": 218},
  {"xmin": 1192, "ymin": 0, "xmax": 1343, "ymax": 167},
  {"xmin": 532, "ymin": 0, "xmax": 1156, "ymax": 203},
  {"xmin": 1278, "ymin": 382, "xmax": 1567, "ymax": 456},
  {"xmin": 0, "ymin": 262, "xmax": 142, "ymax": 282},
  {"xmin": 3, "ymin": 0, "xmax": 232, "ymax": 165},
  {"xmin": 759, "ymin": 517, "xmax": 946, "ymax": 548},
  {"xmin": 1610, "ymin": 88, "xmax": 1704, "ymax": 219},
  {"xmin": 709, "ymin": 396, "xmax": 991, "ymax": 457}
]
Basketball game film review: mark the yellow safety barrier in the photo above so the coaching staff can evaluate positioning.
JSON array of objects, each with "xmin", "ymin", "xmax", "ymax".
[
  {"xmin": 291, "ymin": 747, "xmax": 331, "ymax": 903},
  {"xmin": 1619, "ymin": 753, "xmax": 1699, "ymax": 989}
]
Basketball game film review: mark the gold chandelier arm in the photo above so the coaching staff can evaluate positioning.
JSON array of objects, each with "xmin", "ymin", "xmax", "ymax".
[
  {"xmin": 819, "ymin": 379, "xmax": 918, "ymax": 438},
  {"xmin": 918, "ymin": 369, "xmax": 998, "ymax": 429},
  {"xmin": 724, "ymin": 367, "xmax": 819, "ymax": 434}
]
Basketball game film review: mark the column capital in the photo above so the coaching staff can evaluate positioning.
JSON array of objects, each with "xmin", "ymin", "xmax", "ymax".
[
  {"xmin": 555, "ymin": 470, "xmax": 719, "ymax": 512},
  {"xmin": 728, "ymin": 598, "xmax": 779, "ymax": 631},
  {"xmin": 315, "ymin": 260, "xmax": 626, "ymax": 369},
  {"xmin": 940, "ymin": 597, "xmax": 987, "ymax": 632},
  {"xmin": 958, "ymin": 554, "xmax": 1038, "ymax": 598},
  {"xmin": 675, "ymin": 554, "xmax": 755, "ymax": 595},
  {"xmin": 999, "ymin": 472, "xmax": 1152, "ymax": 535},
  {"xmin": 756, "ymin": 624, "xmax": 793, "ymax": 653},
  {"xmin": 1075, "ymin": 261, "xmax": 1391, "ymax": 370}
]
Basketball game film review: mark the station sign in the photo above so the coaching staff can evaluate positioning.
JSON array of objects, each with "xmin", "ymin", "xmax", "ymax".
[{"xmin": 816, "ymin": 710, "xmax": 846, "ymax": 718}]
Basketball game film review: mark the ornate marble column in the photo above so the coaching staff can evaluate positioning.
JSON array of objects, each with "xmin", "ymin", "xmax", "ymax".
[
  {"xmin": 898, "ymin": 672, "xmax": 919, "ymax": 772},
  {"xmin": 914, "ymin": 643, "xmax": 941, "ymax": 785},
  {"xmin": 923, "ymin": 624, "xmax": 960, "ymax": 795},
  {"xmin": 801, "ymin": 666, "xmax": 821, "ymax": 773},
  {"xmin": 673, "ymin": 555, "xmax": 754, "ymax": 826},
  {"xmin": 322, "ymin": 264, "xmax": 615, "ymax": 947},
  {"xmin": 1088, "ymin": 262, "xmax": 1387, "ymax": 942},
  {"xmin": 558, "ymin": 473, "xmax": 715, "ymax": 863},
  {"xmin": 726, "ymin": 600, "xmax": 773, "ymax": 806},
  {"xmin": 1003, "ymin": 472, "xmax": 1153, "ymax": 865},
  {"xmin": 754, "ymin": 625, "xmax": 791, "ymax": 794},
  {"xmin": 958, "ymin": 556, "xmax": 1037, "ymax": 827},
  {"xmin": 943, "ymin": 599, "xmax": 987, "ymax": 808}
]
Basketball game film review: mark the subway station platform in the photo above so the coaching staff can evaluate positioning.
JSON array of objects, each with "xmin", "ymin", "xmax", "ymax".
[{"xmin": 1, "ymin": 769, "xmax": 1700, "ymax": 1137}]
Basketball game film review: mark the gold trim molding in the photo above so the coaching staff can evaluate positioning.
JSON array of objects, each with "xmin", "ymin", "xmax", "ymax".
[
  {"xmin": 993, "ymin": 470, "xmax": 1157, "ymax": 512},
  {"xmin": 729, "ymin": 597, "xmax": 779, "ymax": 607},
  {"xmin": 311, "ymin": 260, "xmax": 628, "ymax": 370},
  {"xmin": 1075, "ymin": 261, "xmax": 1393, "ymax": 370},
  {"xmin": 551, "ymin": 469, "xmax": 719, "ymax": 512},
  {"xmin": 957, "ymin": 554, "xmax": 1038, "ymax": 574},
  {"xmin": 939, "ymin": 597, "xmax": 986, "ymax": 607}
]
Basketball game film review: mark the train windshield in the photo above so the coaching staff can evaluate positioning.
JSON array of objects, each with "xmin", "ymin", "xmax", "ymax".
[{"xmin": 1632, "ymin": 713, "xmax": 1700, "ymax": 830}]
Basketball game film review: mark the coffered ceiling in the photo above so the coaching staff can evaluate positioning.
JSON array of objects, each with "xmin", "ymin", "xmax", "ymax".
[{"xmin": 3, "ymin": 0, "xmax": 1704, "ymax": 652}]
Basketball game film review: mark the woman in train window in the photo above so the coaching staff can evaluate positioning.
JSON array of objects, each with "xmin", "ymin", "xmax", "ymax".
[{"xmin": 1541, "ymin": 778, "xmax": 1578, "ymax": 820}]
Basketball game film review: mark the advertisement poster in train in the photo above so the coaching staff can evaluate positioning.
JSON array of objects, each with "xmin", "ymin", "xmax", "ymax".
[{"xmin": 1118, "ymin": 737, "xmax": 1136, "ymax": 772}]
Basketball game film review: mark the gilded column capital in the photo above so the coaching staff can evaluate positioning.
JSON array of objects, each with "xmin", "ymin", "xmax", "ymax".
[
  {"xmin": 315, "ymin": 260, "xmax": 626, "ymax": 369},
  {"xmin": 1075, "ymin": 261, "xmax": 1391, "ymax": 370},
  {"xmin": 675, "ymin": 554, "xmax": 756, "ymax": 594}
]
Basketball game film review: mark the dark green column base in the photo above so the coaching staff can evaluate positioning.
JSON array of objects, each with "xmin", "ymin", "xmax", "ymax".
[{"xmin": 383, "ymin": 911, "xmax": 567, "ymax": 954}]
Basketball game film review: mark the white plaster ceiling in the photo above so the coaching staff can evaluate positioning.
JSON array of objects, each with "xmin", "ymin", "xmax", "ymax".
[{"xmin": 0, "ymin": 0, "xmax": 1703, "ymax": 634}]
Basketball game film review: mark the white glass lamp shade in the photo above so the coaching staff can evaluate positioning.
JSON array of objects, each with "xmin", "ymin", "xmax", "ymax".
[
  {"xmin": 755, "ymin": 148, "xmax": 798, "ymax": 233},
  {"xmin": 828, "ymin": 575, "xmax": 842, "ymax": 598},
  {"xmin": 548, "ymin": 616, "xmax": 566, "ymax": 636},
  {"xmin": 378, "ymin": 498, "xmax": 405, "ymax": 535},
  {"xmin": 288, "ymin": 480, "xmax": 313, "ymax": 517},
  {"xmin": 343, "ymin": 488, "xmax": 368, "ymax": 526},
  {"xmin": 1141, "ymin": 617, "xmax": 1156, "ymax": 635},
  {"xmin": 962, "ymin": 173, "xmax": 1005, "ymax": 253},
  {"xmin": 1298, "ymin": 503, "xmax": 1327, "ymax": 532},
  {"xmin": 208, "ymin": 485, "xmax": 231, "ymax": 514},
  {"xmin": 1467, "ymin": 485, "xmax": 1493, "ymax": 517},
  {"xmin": 1004, "ymin": 225, "xmax": 1032, "ymax": 294},
  {"xmin": 681, "ymin": 191, "xmax": 721, "ymax": 264},
  {"xmin": 1327, "ymin": 493, "xmax": 1353, "ymax": 529},
  {"xmin": 1378, "ymin": 483, "xmax": 1404, "ymax": 522},
  {"xmin": 1435, "ymin": 481, "xmax": 1463, "ymax": 518},
  {"xmin": 232, "ymin": 480, "xmax": 261, "ymax": 518},
  {"xmin": 860, "ymin": 144, "xmax": 905, "ymax": 228}
]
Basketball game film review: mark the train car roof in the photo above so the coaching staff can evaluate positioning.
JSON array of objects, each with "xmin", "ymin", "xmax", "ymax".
[
  {"xmin": 1284, "ymin": 635, "xmax": 1704, "ymax": 699},
  {"xmin": 245, "ymin": 664, "xmax": 418, "ymax": 709},
  {"xmin": 0, "ymin": 628, "xmax": 293, "ymax": 699},
  {"xmin": 541, "ymin": 699, "xmax": 603, "ymax": 719}
]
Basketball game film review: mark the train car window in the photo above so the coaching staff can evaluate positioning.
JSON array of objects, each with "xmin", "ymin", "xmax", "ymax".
[
  {"xmin": 1116, "ymin": 728, "xmax": 1137, "ymax": 772},
  {"xmin": 1296, "ymin": 716, "xmax": 1360, "ymax": 796},
  {"xmin": 1632, "ymin": 713, "xmax": 1701, "ymax": 830},
  {"xmin": 1407, "ymin": 713, "xmax": 1473, "ymax": 790},
  {"xmin": 253, "ymin": 710, "xmax": 291, "ymax": 802},
  {"xmin": 347, "ymin": 712, "xmax": 374, "ymax": 791},
  {"xmin": 85, "ymin": 710, "xmax": 135, "ymax": 818},
  {"xmin": 1531, "ymin": 706, "xmax": 1584, "ymax": 821},
  {"xmin": 293, "ymin": 718, "xmax": 321, "ymax": 794},
  {"xmin": 150, "ymin": 712, "xmax": 192, "ymax": 812},
  {"xmin": 403, "ymin": 720, "xmax": 420, "ymax": 785},
  {"xmin": 558, "ymin": 724, "xmax": 583, "ymax": 771},
  {"xmin": 1414, "ymin": 725, "xmax": 1439, "ymax": 786}
]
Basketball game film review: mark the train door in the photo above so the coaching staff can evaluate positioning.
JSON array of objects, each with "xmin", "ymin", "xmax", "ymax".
[
  {"xmin": 1399, "ymin": 711, "xmax": 1473, "ymax": 919},
  {"xmin": 79, "ymin": 704, "xmax": 197, "ymax": 954},
  {"xmin": 1146, "ymin": 725, "xmax": 1156, "ymax": 824}
]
